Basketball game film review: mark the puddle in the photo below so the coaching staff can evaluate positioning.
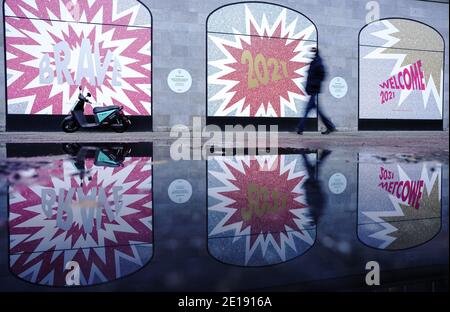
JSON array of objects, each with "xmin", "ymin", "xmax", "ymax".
[{"xmin": 0, "ymin": 143, "xmax": 447, "ymax": 291}]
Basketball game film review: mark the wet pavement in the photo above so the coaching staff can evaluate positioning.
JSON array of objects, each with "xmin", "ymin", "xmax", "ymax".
[{"xmin": 0, "ymin": 132, "xmax": 448, "ymax": 291}]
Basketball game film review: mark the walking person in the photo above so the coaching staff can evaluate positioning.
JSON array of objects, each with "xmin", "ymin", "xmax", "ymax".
[{"xmin": 297, "ymin": 47, "xmax": 336, "ymax": 135}]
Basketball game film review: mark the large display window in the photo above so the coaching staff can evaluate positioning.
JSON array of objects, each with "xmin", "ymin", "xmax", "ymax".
[
  {"xmin": 207, "ymin": 2, "xmax": 318, "ymax": 130},
  {"xmin": 4, "ymin": 0, "xmax": 152, "ymax": 130},
  {"xmin": 359, "ymin": 18, "xmax": 444, "ymax": 130},
  {"xmin": 7, "ymin": 143, "xmax": 153, "ymax": 286}
]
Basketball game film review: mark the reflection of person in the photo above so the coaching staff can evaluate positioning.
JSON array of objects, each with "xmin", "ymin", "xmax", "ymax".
[
  {"xmin": 297, "ymin": 47, "xmax": 336, "ymax": 135},
  {"xmin": 302, "ymin": 150, "xmax": 331, "ymax": 224}
]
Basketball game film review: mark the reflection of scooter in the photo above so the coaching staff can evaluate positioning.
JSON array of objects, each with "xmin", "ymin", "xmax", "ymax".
[
  {"xmin": 62, "ymin": 143, "xmax": 131, "ymax": 168},
  {"xmin": 63, "ymin": 143, "xmax": 131, "ymax": 186},
  {"xmin": 61, "ymin": 87, "xmax": 131, "ymax": 133}
]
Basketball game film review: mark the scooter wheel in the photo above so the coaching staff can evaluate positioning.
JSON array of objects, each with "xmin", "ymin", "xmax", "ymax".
[
  {"xmin": 62, "ymin": 143, "xmax": 81, "ymax": 156},
  {"xmin": 111, "ymin": 117, "xmax": 129, "ymax": 133},
  {"xmin": 62, "ymin": 118, "xmax": 80, "ymax": 133}
]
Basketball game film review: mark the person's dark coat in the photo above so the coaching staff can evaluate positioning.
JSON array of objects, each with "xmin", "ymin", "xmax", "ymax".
[{"xmin": 305, "ymin": 54, "xmax": 326, "ymax": 95}]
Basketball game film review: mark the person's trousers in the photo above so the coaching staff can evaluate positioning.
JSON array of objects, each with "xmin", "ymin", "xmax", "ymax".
[{"xmin": 297, "ymin": 94, "xmax": 335, "ymax": 132}]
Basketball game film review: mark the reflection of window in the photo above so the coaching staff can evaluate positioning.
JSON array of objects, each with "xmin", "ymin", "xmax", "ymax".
[
  {"xmin": 207, "ymin": 2, "xmax": 317, "ymax": 118},
  {"xmin": 359, "ymin": 18, "xmax": 444, "ymax": 123},
  {"xmin": 207, "ymin": 151, "xmax": 317, "ymax": 267},
  {"xmin": 4, "ymin": 0, "xmax": 152, "ymax": 117},
  {"xmin": 357, "ymin": 153, "xmax": 442, "ymax": 250},
  {"xmin": 8, "ymin": 143, "xmax": 153, "ymax": 286}
]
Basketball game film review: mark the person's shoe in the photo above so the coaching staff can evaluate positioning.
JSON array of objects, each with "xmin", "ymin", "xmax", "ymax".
[
  {"xmin": 297, "ymin": 129, "xmax": 303, "ymax": 135},
  {"xmin": 321, "ymin": 128, "xmax": 336, "ymax": 135}
]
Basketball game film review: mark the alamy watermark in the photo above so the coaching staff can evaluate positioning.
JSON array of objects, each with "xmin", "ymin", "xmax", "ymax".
[
  {"xmin": 365, "ymin": 261, "xmax": 381, "ymax": 286},
  {"xmin": 169, "ymin": 117, "xmax": 279, "ymax": 162},
  {"xmin": 65, "ymin": 261, "xmax": 80, "ymax": 286},
  {"xmin": 365, "ymin": 1, "xmax": 380, "ymax": 23}
]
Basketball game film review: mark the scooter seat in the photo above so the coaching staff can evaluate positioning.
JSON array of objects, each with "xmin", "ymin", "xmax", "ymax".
[{"xmin": 93, "ymin": 106, "xmax": 120, "ymax": 114}]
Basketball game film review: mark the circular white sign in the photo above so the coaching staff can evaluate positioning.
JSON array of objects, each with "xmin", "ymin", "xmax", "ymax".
[
  {"xmin": 328, "ymin": 173, "xmax": 347, "ymax": 195},
  {"xmin": 329, "ymin": 77, "xmax": 348, "ymax": 99},
  {"xmin": 167, "ymin": 68, "xmax": 192, "ymax": 93},
  {"xmin": 168, "ymin": 179, "xmax": 193, "ymax": 204}
]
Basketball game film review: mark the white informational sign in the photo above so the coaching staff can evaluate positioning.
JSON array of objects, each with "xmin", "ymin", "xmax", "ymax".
[
  {"xmin": 328, "ymin": 173, "xmax": 347, "ymax": 194},
  {"xmin": 168, "ymin": 179, "xmax": 193, "ymax": 203},
  {"xmin": 167, "ymin": 69, "xmax": 192, "ymax": 93},
  {"xmin": 329, "ymin": 77, "xmax": 348, "ymax": 99}
]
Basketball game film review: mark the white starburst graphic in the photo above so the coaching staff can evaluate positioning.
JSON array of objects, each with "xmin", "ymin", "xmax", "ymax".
[
  {"xmin": 360, "ymin": 161, "xmax": 441, "ymax": 249},
  {"xmin": 363, "ymin": 20, "xmax": 443, "ymax": 113}
]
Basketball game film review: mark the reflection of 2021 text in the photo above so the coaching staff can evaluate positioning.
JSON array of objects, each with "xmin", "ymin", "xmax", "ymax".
[{"xmin": 242, "ymin": 183, "xmax": 288, "ymax": 221}]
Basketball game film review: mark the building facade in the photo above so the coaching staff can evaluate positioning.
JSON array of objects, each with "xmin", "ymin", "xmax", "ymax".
[{"xmin": 0, "ymin": 0, "xmax": 448, "ymax": 131}]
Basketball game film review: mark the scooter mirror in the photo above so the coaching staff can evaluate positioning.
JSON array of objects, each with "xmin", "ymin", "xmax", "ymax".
[{"xmin": 86, "ymin": 93, "xmax": 91, "ymax": 97}]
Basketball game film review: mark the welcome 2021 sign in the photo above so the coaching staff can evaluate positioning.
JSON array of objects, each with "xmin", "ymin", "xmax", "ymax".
[
  {"xmin": 359, "ymin": 18, "xmax": 444, "ymax": 123},
  {"xmin": 357, "ymin": 153, "xmax": 441, "ymax": 250},
  {"xmin": 4, "ymin": 0, "xmax": 152, "ymax": 118},
  {"xmin": 207, "ymin": 2, "xmax": 317, "ymax": 118}
]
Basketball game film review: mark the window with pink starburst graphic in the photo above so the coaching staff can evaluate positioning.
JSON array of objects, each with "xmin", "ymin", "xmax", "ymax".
[
  {"xmin": 8, "ymin": 148, "xmax": 153, "ymax": 286},
  {"xmin": 4, "ymin": 0, "xmax": 152, "ymax": 116},
  {"xmin": 207, "ymin": 3, "xmax": 317, "ymax": 118},
  {"xmin": 208, "ymin": 154, "xmax": 316, "ymax": 266}
]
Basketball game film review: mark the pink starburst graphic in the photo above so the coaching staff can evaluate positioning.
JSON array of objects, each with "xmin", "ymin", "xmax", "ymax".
[
  {"xmin": 208, "ymin": 155, "xmax": 315, "ymax": 265},
  {"xmin": 5, "ymin": 0, "xmax": 151, "ymax": 115},
  {"xmin": 221, "ymin": 157, "xmax": 306, "ymax": 244},
  {"xmin": 208, "ymin": 6, "xmax": 316, "ymax": 117},
  {"xmin": 9, "ymin": 157, "xmax": 153, "ymax": 286}
]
